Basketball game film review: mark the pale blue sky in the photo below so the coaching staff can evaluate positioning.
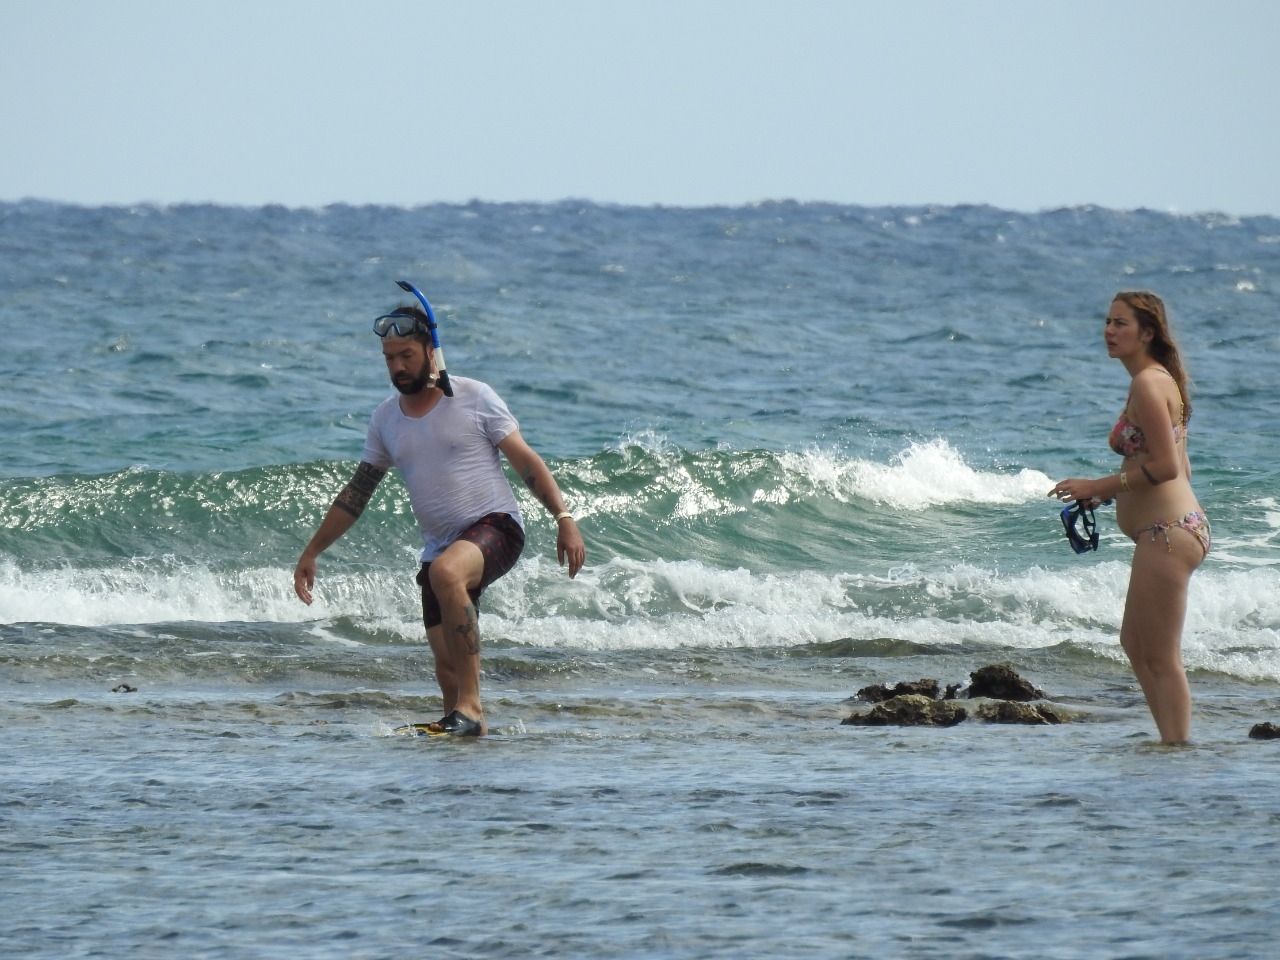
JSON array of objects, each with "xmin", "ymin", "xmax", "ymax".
[{"xmin": 3, "ymin": 0, "xmax": 1278, "ymax": 214}]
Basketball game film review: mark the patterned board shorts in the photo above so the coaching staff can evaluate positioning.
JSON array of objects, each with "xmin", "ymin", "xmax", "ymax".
[{"xmin": 416, "ymin": 512, "xmax": 526, "ymax": 629}]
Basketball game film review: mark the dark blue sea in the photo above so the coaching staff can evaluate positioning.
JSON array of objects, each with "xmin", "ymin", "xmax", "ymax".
[{"xmin": 2, "ymin": 200, "xmax": 1278, "ymax": 958}]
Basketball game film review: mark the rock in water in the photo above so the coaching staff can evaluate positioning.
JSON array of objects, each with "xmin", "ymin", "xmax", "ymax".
[
  {"xmin": 842, "ymin": 694, "xmax": 967, "ymax": 727},
  {"xmin": 967, "ymin": 664, "xmax": 1045, "ymax": 702},
  {"xmin": 976, "ymin": 701, "xmax": 1069, "ymax": 725},
  {"xmin": 855, "ymin": 679, "xmax": 941, "ymax": 703}
]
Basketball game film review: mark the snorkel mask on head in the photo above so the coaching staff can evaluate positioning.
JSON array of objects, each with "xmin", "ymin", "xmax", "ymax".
[
  {"xmin": 369, "ymin": 280, "xmax": 454, "ymax": 397},
  {"xmin": 372, "ymin": 312, "xmax": 425, "ymax": 338}
]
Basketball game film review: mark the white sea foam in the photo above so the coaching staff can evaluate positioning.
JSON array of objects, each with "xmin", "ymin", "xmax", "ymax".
[
  {"xmin": 3, "ymin": 549, "xmax": 1278, "ymax": 680},
  {"xmin": 776, "ymin": 440, "xmax": 1052, "ymax": 510},
  {"xmin": 0, "ymin": 559, "xmax": 414, "ymax": 630},
  {"xmin": 599, "ymin": 434, "xmax": 1054, "ymax": 517},
  {"xmin": 482, "ymin": 555, "xmax": 1280, "ymax": 680}
]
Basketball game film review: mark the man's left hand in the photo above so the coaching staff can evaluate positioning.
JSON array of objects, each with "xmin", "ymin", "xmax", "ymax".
[{"xmin": 557, "ymin": 518, "xmax": 586, "ymax": 578}]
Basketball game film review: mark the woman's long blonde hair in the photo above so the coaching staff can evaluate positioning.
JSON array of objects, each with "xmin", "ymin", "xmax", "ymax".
[{"xmin": 1114, "ymin": 290, "xmax": 1192, "ymax": 421}]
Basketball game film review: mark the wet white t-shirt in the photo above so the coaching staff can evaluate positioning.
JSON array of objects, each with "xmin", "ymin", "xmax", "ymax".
[{"xmin": 361, "ymin": 377, "xmax": 524, "ymax": 561}]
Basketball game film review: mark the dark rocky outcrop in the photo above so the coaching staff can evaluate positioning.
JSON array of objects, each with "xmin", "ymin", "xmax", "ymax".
[
  {"xmin": 1248, "ymin": 722, "xmax": 1280, "ymax": 740},
  {"xmin": 842, "ymin": 694, "xmax": 967, "ymax": 727},
  {"xmin": 841, "ymin": 665, "xmax": 1076, "ymax": 728},
  {"xmin": 966, "ymin": 664, "xmax": 1046, "ymax": 702},
  {"xmin": 976, "ymin": 701, "xmax": 1069, "ymax": 725},
  {"xmin": 856, "ymin": 679, "xmax": 940, "ymax": 703}
]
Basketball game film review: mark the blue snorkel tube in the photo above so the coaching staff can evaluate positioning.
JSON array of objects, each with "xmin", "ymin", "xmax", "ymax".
[{"xmin": 395, "ymin": 279, "xmax": 453, "ymax": 397}]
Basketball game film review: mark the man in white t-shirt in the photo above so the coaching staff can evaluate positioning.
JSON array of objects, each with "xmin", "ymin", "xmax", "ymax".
[{"xmin": 293, "ymin": 303, "xmax": 585, "ymax": 736}]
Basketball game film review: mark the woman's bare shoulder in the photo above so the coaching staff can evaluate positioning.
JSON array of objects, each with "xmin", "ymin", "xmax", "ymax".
[{"xmin": 1131, "ymin": 366, "xmax": 1179, "ymax": 398}]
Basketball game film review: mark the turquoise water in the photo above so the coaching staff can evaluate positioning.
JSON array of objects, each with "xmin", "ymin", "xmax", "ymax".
[{"xmin": 2, "ymin": 200, "xmax": 1279, "ymax": 957}]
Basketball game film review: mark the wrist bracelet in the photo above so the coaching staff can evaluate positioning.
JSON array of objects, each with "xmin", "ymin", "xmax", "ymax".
[{"xmin": 554, "ymin": 511, "xmax": 574, "ymax": 522}]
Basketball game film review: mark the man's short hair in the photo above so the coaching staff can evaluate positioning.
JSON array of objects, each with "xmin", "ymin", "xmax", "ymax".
[{"xmin": 391, "ymin": 303, "xmax": 434, "ymax": 349}]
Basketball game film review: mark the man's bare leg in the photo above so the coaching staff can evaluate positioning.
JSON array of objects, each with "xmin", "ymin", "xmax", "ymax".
[{"xmin": 427, "ymin": 540, "xmax": 487, "ymax": 735}]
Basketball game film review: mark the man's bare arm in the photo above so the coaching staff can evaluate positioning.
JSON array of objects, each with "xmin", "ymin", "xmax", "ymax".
[
  {"xmin": 334, "ymin": 461, "xmax": 387, "ymax": 518},
  {"xmin": 294, "ymin": 462, "xmax": 387, "ymax": 604}
]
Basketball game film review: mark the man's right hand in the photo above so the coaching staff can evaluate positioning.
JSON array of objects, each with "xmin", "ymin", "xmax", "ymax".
[{"xmin": 293, "ymin": 552, "xmax": 317, "ymax": 605}]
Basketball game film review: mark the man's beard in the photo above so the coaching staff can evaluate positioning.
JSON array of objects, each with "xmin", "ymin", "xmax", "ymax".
[{"xmin": 392, "ymin": 369, "xmax": 434, "ymax": 395}]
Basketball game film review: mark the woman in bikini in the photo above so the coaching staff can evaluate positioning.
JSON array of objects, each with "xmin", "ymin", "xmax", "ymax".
[{"xmin": 1050, "ymin": 291, "xmax": 1209, "ymax": 744}]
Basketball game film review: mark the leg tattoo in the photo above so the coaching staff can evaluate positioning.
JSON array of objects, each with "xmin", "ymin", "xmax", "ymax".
[{"xmin": 454, "ymin": 603, "xmax": 480, "ymax": 656}]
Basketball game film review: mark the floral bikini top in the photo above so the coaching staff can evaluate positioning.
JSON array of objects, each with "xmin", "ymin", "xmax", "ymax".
[{"xmin": 1108, "ymin": 369, "xmax": 1187, "ymax": 459}]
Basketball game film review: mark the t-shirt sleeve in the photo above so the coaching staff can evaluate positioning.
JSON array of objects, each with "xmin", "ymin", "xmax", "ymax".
[
  {"xmin": 474, "ymin": 383, "xmax": 519, "ymax": 446},
  {"xmin": 360, "ymin": 402, "xmax": 394, "ymax": 470}
]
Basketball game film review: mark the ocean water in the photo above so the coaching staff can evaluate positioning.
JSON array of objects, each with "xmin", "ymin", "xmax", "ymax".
[{"xmin": 2, "ymin": 200, "xmax": 1279, "ymax": 958}]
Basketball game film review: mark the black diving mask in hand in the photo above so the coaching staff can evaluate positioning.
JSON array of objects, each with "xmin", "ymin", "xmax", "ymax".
[{"xmin": 1060, "ymin": 501, "xmax": 1103, "ymax": 554}]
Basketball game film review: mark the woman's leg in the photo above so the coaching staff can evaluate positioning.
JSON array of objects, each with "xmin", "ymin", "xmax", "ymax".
[{"xmin": 1118, "ymin": 530, "xmax": 1204, "ymax": 743}]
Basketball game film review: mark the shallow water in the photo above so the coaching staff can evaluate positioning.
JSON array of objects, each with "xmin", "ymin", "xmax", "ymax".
[
  {"xmin": 2, "ymin": 200, "xmax": 1279, "ymax": 956},
  {"xmin": 6, "ymin": 665, "xmax": 1279, "ymax": 959}
]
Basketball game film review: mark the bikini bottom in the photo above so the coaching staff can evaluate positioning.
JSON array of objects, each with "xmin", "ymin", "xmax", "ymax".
[{"xmin": 1133, "ymin": 510, "xmax": 1211, "ymax": 558}]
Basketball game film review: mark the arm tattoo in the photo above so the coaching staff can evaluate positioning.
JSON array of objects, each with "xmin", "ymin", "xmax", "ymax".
[
  {"xmin": 334, "ymin": 462, "xmax": 386, "ymax": 518},
  {"xmin": 520, "ymin": 466, "xmax": 559, "ymax": 512},
  {"xmin": 1140, "ymin": 464, "xmax": 1160, "ymax": 486}
]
